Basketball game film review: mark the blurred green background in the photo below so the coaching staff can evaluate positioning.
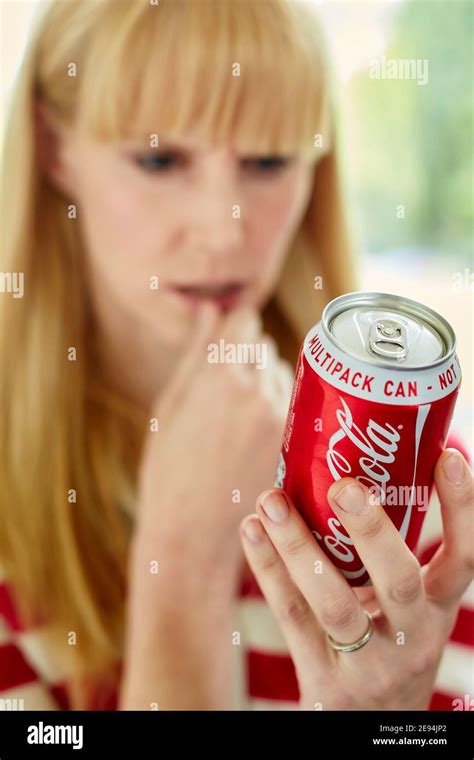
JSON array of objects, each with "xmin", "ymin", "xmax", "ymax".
[{"xmin": 343, "ymin": 0, "xmax": 473, "ymax": 263}]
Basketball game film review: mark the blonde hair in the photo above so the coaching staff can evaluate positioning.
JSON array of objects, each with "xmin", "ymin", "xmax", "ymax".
[{"xmin": 0, "ymin": 0, "xmax": 357, "ymax": 709}]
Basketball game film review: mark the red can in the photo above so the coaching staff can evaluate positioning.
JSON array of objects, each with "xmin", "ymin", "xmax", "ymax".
[{"xmin": 274, "ymin": 292, "xmax": 461, "ymax": 586}]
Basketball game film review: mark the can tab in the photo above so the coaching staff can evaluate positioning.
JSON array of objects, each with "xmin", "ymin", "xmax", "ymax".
[{"xmin": 369, "ymin": 319, "xmax": 408, "ymax": 360}]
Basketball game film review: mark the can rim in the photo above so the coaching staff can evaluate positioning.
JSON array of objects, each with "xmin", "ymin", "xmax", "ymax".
[{"xmin": 321, "ymin": 291, "xmax": 457, "ymax": 371}]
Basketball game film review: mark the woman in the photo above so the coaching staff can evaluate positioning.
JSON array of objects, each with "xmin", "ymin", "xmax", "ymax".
[{"xmin": 0, "ymin": 0, "xmax": 472, "ymax": 711}]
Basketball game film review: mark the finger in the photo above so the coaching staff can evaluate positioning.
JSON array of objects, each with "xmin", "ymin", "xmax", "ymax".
[
  {"xmin": 217, "ymin": 306, "xmax": 263, "ymax": 386},
  {"xmin": 255, "ymin": 488, "xmax": 369, "ymax": 647},
  {"xmin": 327, "ymin": 479, "xmax": 426, "ymax": 629},
  {"xmin": 239, "ymin": 513, "xmax": 327, "ymax": 669},
  {"xmin": 423, "ymin": 449, "xmax": 474, "ymax": 607},
  {"xmin": 220, "ymin": 304, "xmax": 262, "ymax": 344},
  {"xmin": 159, "ymin": 300, "xmax": 221, "ymax": 413}
]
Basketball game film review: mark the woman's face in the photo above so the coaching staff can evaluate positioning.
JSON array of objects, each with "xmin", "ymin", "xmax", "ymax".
[{"xmin": 46, "ymin": 115, "xmax": 315, "ymax": 347}]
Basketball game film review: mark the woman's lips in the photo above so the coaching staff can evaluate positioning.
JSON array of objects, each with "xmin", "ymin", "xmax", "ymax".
[{"xmin": 167, "ymin": 282, "xmax": 245, "ymax": 311}]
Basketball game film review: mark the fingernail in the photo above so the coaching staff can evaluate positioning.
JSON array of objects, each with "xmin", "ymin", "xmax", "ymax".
[
  {"xmin": 334, "ymin": 482, "xmax": 368, "ymax": 514},
  {"xmin": 260, "ymin": 490, "xmax": 289, "ymax": 523},
  {"xmin": 242, "ymin": 516, "xmax": 265, "ymax": 544},
  {"xmin": 442, "ymin": 451, "xmax": 466, "ymax": 485}
]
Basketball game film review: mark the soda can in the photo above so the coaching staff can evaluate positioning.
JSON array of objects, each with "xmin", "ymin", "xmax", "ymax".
[{"xmin": 274, "ymin": 292, "xmax": 462, "ymax": 586}]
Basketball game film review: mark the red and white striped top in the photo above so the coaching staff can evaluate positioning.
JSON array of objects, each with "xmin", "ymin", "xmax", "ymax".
[{"xmin": 1, "ymin": 433, "xmax": 472, "ymax": 711}]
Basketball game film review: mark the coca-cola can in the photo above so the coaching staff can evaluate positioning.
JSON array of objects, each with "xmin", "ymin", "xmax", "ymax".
[{"xmin": 274, "ymin": 292, "xmax": 462, "ymax": 586}]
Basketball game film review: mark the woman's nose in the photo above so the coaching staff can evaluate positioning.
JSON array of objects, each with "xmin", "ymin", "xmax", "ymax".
[{"xmin": 186, "ymin": 185, "xmax": 245, "ymax": 257}]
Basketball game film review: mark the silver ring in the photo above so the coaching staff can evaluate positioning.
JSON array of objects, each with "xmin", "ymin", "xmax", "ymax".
[{"xmin": 326, "ymin": 610, "xmax": 373, "ymax": 653}]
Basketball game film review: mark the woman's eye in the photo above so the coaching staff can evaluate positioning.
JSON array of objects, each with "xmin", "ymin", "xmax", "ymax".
[
  {"xmin": 134, "ymin": 152, "xmax": 184, "ymax": 172},
  {"xmin": 242, "ymin": 156, "xmax": 293, "ymax": 174},
  {"xmin": 132, "ymin": 151, "xmax": 293, "ymax": 175}
]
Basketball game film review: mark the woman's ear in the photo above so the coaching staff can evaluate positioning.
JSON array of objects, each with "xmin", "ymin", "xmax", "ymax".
[{"xmin": 34, "ymin": 98, "xmax": 75, "ymax": 196}]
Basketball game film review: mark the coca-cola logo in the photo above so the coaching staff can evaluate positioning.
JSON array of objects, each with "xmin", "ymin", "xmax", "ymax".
[
  {"xmin": 313, "ymin": 396, "xmax": 401, "ymax": 580},
  {"xmin": 326, "ymin": 396, "xmax": 401, "ymax": 497}
]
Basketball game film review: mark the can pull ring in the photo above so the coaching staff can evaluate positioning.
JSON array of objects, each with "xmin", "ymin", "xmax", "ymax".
[{"xmin": 369, "ymin": 319, "xmax": 408, "ymax": 360}]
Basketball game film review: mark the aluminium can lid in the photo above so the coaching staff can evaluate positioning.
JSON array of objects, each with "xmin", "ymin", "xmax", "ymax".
[{"xmin": 322, "ymin": 292, "xmax": 456, "ymax": 370}]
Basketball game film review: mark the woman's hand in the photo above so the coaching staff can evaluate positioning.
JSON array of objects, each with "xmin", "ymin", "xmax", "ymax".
[
  {"xmin": 134, "ymin": 301, "xmax": 293, "ymax": 593},
  {"xmin": 123, "ymin": 301, "xmax": 294, "ymax": 709},
  {"xmin": 240, "ymin": 448, "xmax": 473, "ymax": 710}
]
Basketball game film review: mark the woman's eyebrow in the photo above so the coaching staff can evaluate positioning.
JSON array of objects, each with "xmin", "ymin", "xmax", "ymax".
[{"xmin": 121, "ymin": 138, "xmax": 296, "ymax": 159}]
